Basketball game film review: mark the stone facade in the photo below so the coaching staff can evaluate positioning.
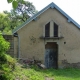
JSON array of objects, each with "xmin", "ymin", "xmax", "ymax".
[
  {"xmin": 13, "ymin": 5, "xmax": 80, "ymax": 68},
  {"xmin": 3, "ymin": 35, "xmax": 14, "ymax": 57}
]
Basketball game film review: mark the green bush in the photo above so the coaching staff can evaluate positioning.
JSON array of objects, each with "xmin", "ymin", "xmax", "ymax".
[
  {"xmin": 0, "ymin": 34, "xmax": 10, "ymax": 53},
  {"xmin": 0, "ymin": 33, "xmax": 10, "ymax": 65},
  {"xmin": 1, "ymin": 55, "xmax": 16, "ymax": 80},
  {"xmin": 0, "ymin": 54, "xmax": 7, "ymax": 64},
  {"xmin": 6, "ymin": 54, "xmax": 16, "ymax": 70},
  {"xmin": 0, "ymin": 75, "xmax": 7, "ymax": 80},
  {"xmin": 0, "ymin": 33, "xmax": 17, "ymax": 80},
  {"xmin": 0, "ymin": 33, "xmax": 14, "ymax": 80}
]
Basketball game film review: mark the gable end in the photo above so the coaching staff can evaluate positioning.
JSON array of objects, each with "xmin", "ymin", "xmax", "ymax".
[{"xmin": 13, "ymin": 2, "xmax": 80, "ymax": 34}]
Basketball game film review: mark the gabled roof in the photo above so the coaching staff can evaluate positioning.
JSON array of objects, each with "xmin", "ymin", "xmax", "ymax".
[{"xmin": 13, "ymin": 2, "xmax": 80, "ymax": 34}]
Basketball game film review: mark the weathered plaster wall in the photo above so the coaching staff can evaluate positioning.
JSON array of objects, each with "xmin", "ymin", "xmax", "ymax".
[{"xmin": 14, "ymin": 8, "xmax": 80, "ymax": 68}]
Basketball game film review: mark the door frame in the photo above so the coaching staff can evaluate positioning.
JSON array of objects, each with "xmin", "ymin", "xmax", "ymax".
[{"xmin": 45, "ymin": 42, "xmax": 58, "ymax": 69}]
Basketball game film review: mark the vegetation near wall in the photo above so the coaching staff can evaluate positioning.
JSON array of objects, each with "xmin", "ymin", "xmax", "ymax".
[
  {"xmin": 0, "ymin": 33, "xmax": 16, "ymax": 80},
  {"xmin": 0, "ymin": 33, "xmax": 10, "ymax": 64},
  {"xmin": 0, "ymin": 0, "xmax": 37, "ymax": 34}
]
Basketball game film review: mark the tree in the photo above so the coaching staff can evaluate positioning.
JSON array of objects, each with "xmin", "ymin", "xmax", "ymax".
[
  {"xmin": 13, "ymin": 0, "xmax": 37, "ymax": 21},
  {"xmin": 0, "ymin": 0, "xmax": 37, "ymax": 34},
  {"xmin": 4, "ymin": 10, "xmax": 22, "ymax": 30},
  {"xmin": 0, "ymin": 13, "xmax": 11, "ymax": 34},
  {"xmin": 7, "ymin": 0, "xmax": 23, "ymax": 9},
  {"xmin": 5, "ymin": 0, "xmax": 37, "ymax": 31}
]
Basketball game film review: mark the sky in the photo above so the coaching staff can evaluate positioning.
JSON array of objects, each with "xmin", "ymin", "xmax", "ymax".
[{"xmin": 0, "ymin": 0, "xmax": 80, "ymax": 24}]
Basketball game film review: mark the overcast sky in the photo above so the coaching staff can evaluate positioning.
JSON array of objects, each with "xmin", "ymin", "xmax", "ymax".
[{"xmin": 0, "ymin": 0, "xmax": 80, "ymax": 24}]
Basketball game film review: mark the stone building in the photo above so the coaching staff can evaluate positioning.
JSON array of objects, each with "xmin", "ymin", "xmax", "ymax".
[{"xmin": 13, "ymin": 2, "xmax": 80, "ymax": 68}]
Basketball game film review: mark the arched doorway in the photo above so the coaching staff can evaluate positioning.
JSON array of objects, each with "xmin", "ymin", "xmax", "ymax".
[{"xmin": 45, "ymin": 42, "xmax": 58, "ymax": 69}]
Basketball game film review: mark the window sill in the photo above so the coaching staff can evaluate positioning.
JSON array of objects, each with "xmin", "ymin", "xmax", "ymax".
[{"xmin": 40, "ymin": 36, "xmax": 64, "ymax": 39}]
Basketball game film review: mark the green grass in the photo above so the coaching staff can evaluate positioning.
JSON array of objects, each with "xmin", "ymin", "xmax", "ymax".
[
  {"xmin": 1, "ymin": 54, "xmax": 80, "ymax": 80},
  {"xmin": 8, "ymin": 64, "xmax": 80, "ymax": 80}
]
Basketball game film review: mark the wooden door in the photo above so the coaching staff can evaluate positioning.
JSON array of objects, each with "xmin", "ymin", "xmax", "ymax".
[{"xmin": 45, "ymin": 42, "xmax": 58, "ymax": 69}]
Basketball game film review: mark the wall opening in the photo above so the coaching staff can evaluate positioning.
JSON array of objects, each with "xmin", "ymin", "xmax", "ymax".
[
  {"xmin": 45, "ymin": 22, "xmax": 50, "ymax": 37},
  {"xmin": 54, "ymin": 22, "xmax": 58, "ymax": 37},
  {"xmin": 45, "ymin": 42, "xmax": 58, "ymax": 69}
]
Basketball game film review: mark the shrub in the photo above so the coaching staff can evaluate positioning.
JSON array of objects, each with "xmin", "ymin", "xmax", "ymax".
[
  {"xmin": 6, "ymin": 54, "xmax": 16, "ymax": 70},
  {"xmin": 0, "ymin": 33, "xmax": 10, "ymax": 53},
  {"xmin": 0, "ymin": 33, "xmax": 16, "ymax": 80},
  {"xmin": 0, "ymin": 33, "xmax": 10, "ymax": 65},
  {"xmin": 0, "ymin": 33, "xmax": 13, "ymax": 80},
  {"xmin": 0, "ymin": 75, "xmax": 8, "ymax": 80},
  {"xmin": 0, "ymin": 54, "xmax": 7, "ymax": 65}
]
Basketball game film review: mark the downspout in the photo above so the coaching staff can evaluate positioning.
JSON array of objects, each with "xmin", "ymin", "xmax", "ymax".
[
  {"xmin": 17, "ymin": 35, "xmax": 20, "ymax": 59},
  {"xmin": 14, "ymin": 33, "xmax": 20, "ymax": 59}
]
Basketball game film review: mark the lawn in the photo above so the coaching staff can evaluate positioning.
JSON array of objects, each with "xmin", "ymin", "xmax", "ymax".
[{"xmin": 9, "ymin": 63, "xmax": 80, "ymax": 80}]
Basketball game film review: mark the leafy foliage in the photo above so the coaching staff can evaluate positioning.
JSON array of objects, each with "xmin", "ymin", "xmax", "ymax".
[
  {"xmin": 7, "ymin": 0, "xmax": 13, "ymax": 3},
  {"xmin": 0, "ymin": 34, "xmax": 16, "ymax": 79},
  {"xmin": 0, "ymin": 33, "xmax": 10, "ymax": 52},
  {"xmin": 7, "ymin": 0, "xmax": 35, "ymax": 11},
  {"xmin": 7, "ymin": 0, "xmax": 22, "ymax": 9},
  {"xmin": 7, "ymin": 0, "xmax": 37, "ymax": 21},
  {"xmin": 0, "ymin": 55, "xmax": 16, "ymax": 80},
  {"xmin": 0, "ymin": 33, "xmax": 16, "ymax": 66},
  {"xmin": 3, "ymin": 64, "xmax": 80, "ymax": 80},
  {"xmin": 0, "ymin": 13, "xmax": 11, "ymax": 34},
  {"xmin": 3, "ymin": 0, "xmax": 37, "ymax": 34},
  {"xmin": 0, "ymin": 33, "xmax": 10, "ymax": 79},
  {"xmin": 0, "ymin": 32, "xmax": 10, "ymax": 65},
  {"xmin": 12, "ymin": 1, "xmax": 18, "ymax": 9},
  {"xmin": 0, "ymin": 54, "xmax": 7, "ymax": 64}
]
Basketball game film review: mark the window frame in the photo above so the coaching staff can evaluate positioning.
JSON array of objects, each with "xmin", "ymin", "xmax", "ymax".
[
  {"xmin": 43, "ymin": 20, "xmax": 59, "ymax": 38},
  {"xmin": 54, "ymin": 22, "xmax": 58, "ymax": 37},
  {"xmin": 45, "ymin": 22, "xmax": 50, "ymax": 37}
]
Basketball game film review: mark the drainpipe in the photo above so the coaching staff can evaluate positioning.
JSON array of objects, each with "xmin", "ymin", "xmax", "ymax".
[
  {"xmin": 18, "ymin": 35, "xmax": 20, "ymax": 59},
  {"xmin": 14, "ymin": 33, "xmax": 20, "ymax": 59}
]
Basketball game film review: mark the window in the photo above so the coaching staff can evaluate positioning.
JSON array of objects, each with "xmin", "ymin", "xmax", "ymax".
[
  {"xmin": 54, "ymin": 22, "xmax": 58, "ymax": 37},
  {"xmin": 44, "ymin": 21, "xmax": 58, "ymax": 38},
  {"xmin": 45, "ymin": 22, "xmax": 50, "ymax": 37}
]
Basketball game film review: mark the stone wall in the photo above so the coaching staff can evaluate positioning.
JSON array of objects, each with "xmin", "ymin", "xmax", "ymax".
[
  {"xmin": 14, "ymin": 8, "xmax": 80, "ymax": 68},
  {"xmin": 3, "ymin": 35, "xmax": 14, "ymax": 57},
  {"xmin": 62, "ymin": 60, "xmax": 80, "ymax": 68}
]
